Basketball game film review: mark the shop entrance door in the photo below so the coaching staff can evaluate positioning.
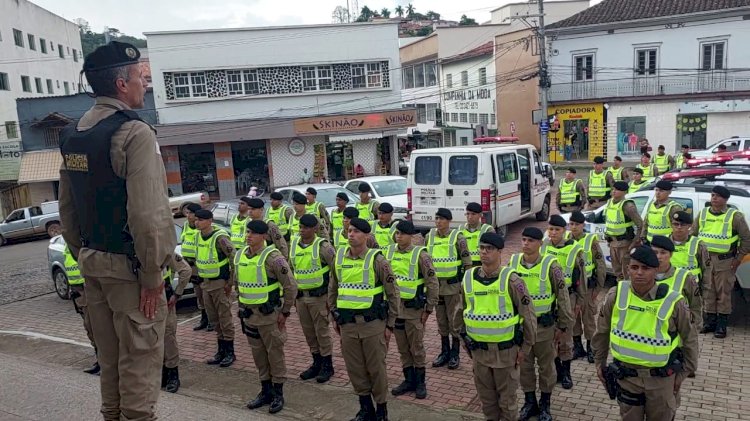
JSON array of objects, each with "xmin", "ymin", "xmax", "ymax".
[
  {"xmin": 563, "ymin": 119, "xmax": 589, "ymax": 159},
  {"xmin": 326, "ymin": 142, "xmax": 352, "ymax": 182},
  {"xmin": 231, "ymin": 140, "xmax": 269, "ymax": 196},
  {"xmin": 179, "ymin": 144, "xmax": 218, "ymax": 197}
]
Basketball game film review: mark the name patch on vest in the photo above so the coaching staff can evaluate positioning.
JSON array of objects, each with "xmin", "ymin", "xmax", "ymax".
[
  {"xmin": 627, "ymin": 305, "xmax": 644, "ymax": 312},
  {"xmin": 63, "ymin": 153, "xmax": 89, "ymax": 172}
]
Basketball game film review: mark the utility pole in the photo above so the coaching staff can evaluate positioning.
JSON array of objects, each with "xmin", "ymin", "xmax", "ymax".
[{"xmin": 537, "ymin": 0, "xmax": 550, "ymax": 162}]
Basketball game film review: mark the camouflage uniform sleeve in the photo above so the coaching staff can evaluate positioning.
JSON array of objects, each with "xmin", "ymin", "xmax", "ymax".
[
  {"xmin": 267, "ymin": 222, "xmax": 289, "ymax": 259},
  {"xmin": 683, "ymin": 273, "xmax": 703, "ymax": 332},
  {"xmin": 411, "ymin": 233, "xmax": 426, "ymax": 247},
  {"xmin": 652, "ymin": 164, "xmax": 659, "ymax": 177},
  {"xmin": 371, "ymin": 200, "xmax": 380, "ymax": 220},
  {"xmin": 624, "ymin": 201, "xmax": 644, "ymax": 236},
  {"xmin": 316, "ymin": 218, "xmax": 329, "ymax": 241},
  {"xmin": 374, "ymin": 253, "xmax": 399, "ymax": 328},
  {"xmin": 592, "ymin": 240, "xmax": 607, "ymax": 289},
  {"xmin": 555, "ymin": 184, "xmax": 562, "ymax": 209},
  {"xmin": 419, "ymin": 250, "xmax": 439, "ymax": 313},
  {"xmin": 266, "ymin": 250, "xmax": 297, "ymax": 314},
  {"xmin": 668, "ymin": 155, "xmax": 675, "ymax": 170},
  {"xmin": 621, "ymin": 168, "xmax": 630, "ymax": 182},
  {"xmin": 592, "ymin": 287, "xmax": 617, "ymax": 367},
  {"xmin": 690, "ymin": 209, "xmax": 701, "ymax": 238},
  {"xmin": 733, "ymin": 211, "xmax": 750, "ymax": 258},
  {"xmin": 673, "ymin": 298, "xmax": 698, "ymax": 379},
  {"xmin": 170, "ymin": 254, "xmax": 193, "ymax": 296},
  {"xmin": 578, "ymin": 180, "xmax": 587, "ymax": 205},
  {"xmin": 606, "ymin": 172, "xmax": 616, "ymax": 188},
  {"xmin": 509, "ymin": 273, "xmax": 537, "ymax": 355},
  {"xmin": 368, "ymin": 234, "xmax": 379, "ymax": 249},
  {"xmin": 216, "ymin": 235, "xmax": 237, "ymax": 278},
  {"xmin": 550, "ymin": 261, "xmax": 573, "ymax": 330},
  {"xmin": 574, "ymin": 251, "xmax": 587, "ymax": 300},
  {"xmin": 456, "ymin": 233, "xmax": 473, "ymax": 270},
  {"xmin": 319, "ymin": 240, "xmax": 337, "ymax": 271}
]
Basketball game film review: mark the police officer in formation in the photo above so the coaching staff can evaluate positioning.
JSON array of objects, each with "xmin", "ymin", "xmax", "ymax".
[
  {"xmin": 63, "ymin": 244, "xmax": 99, "ymax": 375},
  {"xmin": 289, "ymin": 214, "xmax": 336, "ymax": 383},
  {"xmin": 266, "ymin": 192, "xmax": 294, "ymax": 242},
  {"xmin": 247, "ymin": 198, "xmax": 289, "ymax": 258},
  {"xmin": 669, "ymin": 211, "xmax": 711, "ymax": 301},
  {"xmin": 230, "ymin": 197, "xmax": 253, "ymax": 248},
  {"xmin": 162, "ymin": 254, "xmax": 192, "ymax": 393},
  {"xmin": 460, "ymin": 202, "xmax": 495, "ymax": 266},
  {"xmin": 651, "ymin": 145, "xmax": 674, "ymax": 173},
  {"xmin": 642, "ymin": 180, "xmax": 682, "ymax": 244},
  {"xmin": 588, "ymin": 157, "xmax": 614, "ymax": 209},
  {"xmin": 372, "ymin": 202, "xmax": 398, "ymax": 251},
  {"xmin": 237, "ymin": 220, "xmax": 297, "ymax": 414},
  {"xmin": 556, "ymin": 168, "xmax": 587, "ymax": 213},
  {"xmin": 593, "ymin": 245, "xmax": 698, "ymax": 421},
  {"xmin": 329, "ymin": 217, "xmax": 399, "ymax": 421},
  {"xmin": 650, "ymin": 235, "xmax": 703, "ymax": 329},
  {"xmin": 692, "ymin": 185, "xmax": 750, "ymax": 338},
  {"xmin": 289, "ymin": 192, "xmax": 328, "ymax": 240},
  {"xmin": 509, "ymin": 227, "xmax": 573, "ymax": 421},
  {"xmin": 306, "ymin": 187, "xmax": 332, "ymax": 233},
  {"xmin": 335, "ymin": 206, "xmax": 380, "ymax": 250},
  {"xmin": 181, "ymin": 202, "xmax": 214, "ymax": 332},
  {"xmin": 387, "ymin": 221, "xmax": 438, "ymax": 400},
  {"xmin": 356, "ymin": 183, "xmax": 379, "ymax": 221},
  {"xmin": 636, "ymin": 153, "xmax": 658, "ymax": 182},
  {"xmin": 627, "ymin": 168, "xmax": 648, "ymax": 194},
  {"xmin": 675, "ymin": 144, "xmax": 690, "ymax": 169},
  {"xmin": 605, "ymin": 181, "xmax": 645, "ymax": 282},
  {"xmin": 427, "ymin": 208, "xmax": 473, "ymax": 370},
  {"xmin": 607, "ymin": 156, "xmax": 629, "ymax": 183},
  {"xmin": 330, "ymin": 192, "xmax": 350, "ymax": 242}
]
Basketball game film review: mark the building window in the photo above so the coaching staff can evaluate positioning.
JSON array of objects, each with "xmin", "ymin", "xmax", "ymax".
[
  {"xmin": 417, "ymin": 104, "xmax": 427, "ymax": 124},
  {"xmin": 189, "ymin": 72, "xmax": 207, "ymax": 97},
  {"xmin": 479, "ymin": 113, "xmax": 489, "ymax": 125},
  {"xmin": 317, "ymin": 66, "xmax": 333, "ymax": 90},
  {"xmin": 425, "ymin": 62, "xmax": 437, "ymax": 87},
  {"xmin": 64, "ymin": 81, "xmax": 70, "ymax": 95},
  {"xmin": 46, "ymin": 79, "xmax": 53, "ymax": 94},
  {"xmin": 5, "ymin": 121, "xmax": 19, "ymax": 139},
  {"xmin": 444, "ymin": 112, "xmax": 450, "ymax": 122},
  {"xmin": 58, "ymin": 44, "xmax": 64, "ymax": 58},
  {"xmin": 13, "ymin": 29, "xmax": 24, "ymax": 47},
  {"xmin": 73, "ymin": 48, "xmax": 78, "ymax": 62},
  {"xmin": 574, "ymin": 54, "xmax": 594, "ymax": 81},
  {"xmin": 469, "ymin": 113, "xmax": 478, "ymax": 124},
  {"xmin": 21, "ymin": 76, "xmax": 31, "ymax": 92},
  {"xmin": 301, "ymin": 65, "xmax": 333, "ymax": 91},
  {"xmin": 479, "ymin": 68, "xmax": 487, "ymax": 85},
  {"xmin": 426, "ymin": 104, "xmax": 437, "ymax": 121},
  {"xmin": 451, "ymin": 112, "xmax": 459, "ymax": 122},
  {"xmin": 0, "ymin": 73, "xmax": 9, "ymax": 91},
  {"xmin": 402, "ymin": 66, "xmax": 414, "ymax": 89},
  {"xmin": 366, "ymin": 62, "xmax": 382, "ymax": 88},
  {"xmin": 701, "ymin": 41, "xmax": 726, "ymax": 70},
  {"xmin": 34, "ymin": 77, "xmax": 43, "ymax": 93},
  {"xmin": 173, "ymin": 73, "xmax": 190, "ymax": 98},
  {"xmin": 40, "ymin": 38, "xmax": 47, "ymax": 53},
  {"xmin": 28, "ymin": 34, "xmax": 36, "ymax": 51},
  {"xmin": 446, "ymin": 74, "xmax": 453, "ymax": 89},
  {"xmin": 490, "ymin": 114, "xmax": 496, "ymax": 125},
  {"xmin": 414, "ymin": 63, "xmax": 425, "ymax": 88},
  {"xmin": 44, "ymin": 127, "xmax": 62, "ymax": 148},
  {"xmin": 635, "ymin": 48, "xmax": 657, "ymax": 76},
  {"xmin": 242, "ymin": 70, "xmax": 259, "ymax": 94},
  {"xmin": 460, "ymin": 113, "xmax": 468, "ymax": 123},
  {"xmin": 461, "ymin": 71, "xmax": 468, "ymax": 87},
  {"xmin": 351, "ymin": 64, "xmax": 366, "ymax": 89}
]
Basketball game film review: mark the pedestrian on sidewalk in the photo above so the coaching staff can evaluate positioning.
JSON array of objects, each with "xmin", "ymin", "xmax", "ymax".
[
  {"xmin": 182, "ymin": 202, "xmax": 214, "ymax": 332},
  {"xmin": 162, "ymin": 254, "xmax": 192, "ymax": 393},
  {"xmin": 59, "ymin": 41, "xmax": 176, "ymax": 420},
  {"xmin": 63, "ymin": 245, "xmax": 99, "ymax": 375},
  {"xmin": 240, "ymin": 220, "xmax": 298, "ymax": 414}
]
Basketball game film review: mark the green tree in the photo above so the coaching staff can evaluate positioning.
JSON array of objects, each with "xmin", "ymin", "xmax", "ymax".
[
  {"xmin": 459, "ymin": 14, "xmax": 478, "ymax": 26},
  {"xmin": 356, "ymin": 5, "xmax": 375, "ymax": 22},
  {"xmin": 425, "ymin": 10, "xmax": 441, "ymax": 20},
  {"xmin": 380, "ymin": 8, "xmax": 391, "ymax": 18},
  {"xmin": 406, "ymin": 3, "xmax": 415, "ymax": 18},
  {"xmin": 80, "ymin": 29, "xmax": 147, "ymax": 57},
  {"xmin": 394, "ymin": 5, "xmax": 404, "ymax": 17},
  {"xmin": 416, "ymin": 26, "xmax": 433, "ymax": 36}
]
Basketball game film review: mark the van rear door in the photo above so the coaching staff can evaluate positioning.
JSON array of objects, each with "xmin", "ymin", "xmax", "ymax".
[
  {"xmin": 444, "ymin": 154, "xmax": 482, "ymax": 225},
  {"xmin": 411, "ymin": 154, "xmax": 445, "ymax": 227},
  {"xmin": 494, "ymin": 152, "xmax": 522, "ymax": 226}
]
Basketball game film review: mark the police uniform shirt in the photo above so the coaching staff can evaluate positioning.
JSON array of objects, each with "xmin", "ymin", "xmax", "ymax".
[
  {"xmin": 670, "ymin": 235, "xmax": 712, "ymax": 288},
  {"xmin": 393, "ymin": 244, "xmax": 439, "ymax": 319},
  {"xmin": 608, "ymin": 199, "xmax": 645, "ymax": 246},
  {"xmin": 289, "ymin": 237, "xmax": 337, "ymax": 285},
  {"xmin": 234, "ymin": 247, "xmax": 297, "ymax": 326},
  {"xmin": 691, "ymin": 205, "xmax": 750, "ymax": 262},
  {"xmin": 655, "ymin": 266, "xmax": 702, "ymax": 327},
  {"xmin": 429, "ymin": 228, "xmax": 473, "ymax": 293},
  {"xmin": 544, "ymin": 238, "xmax": 588, "ymax": 299},
  {"xmin": 556, "ymin": 179, "xmax": 587, "ymax": 209},
  {"xmin": 642, "ymin": 201, "xmax": 682, "ymax": 242},
  {"xmin": 200, "ymin": 231, "xmax": 236, "ymax": 290},
  {"xmin": 518, "ymin": 254, "xmax": 574, "ymax": 339}
]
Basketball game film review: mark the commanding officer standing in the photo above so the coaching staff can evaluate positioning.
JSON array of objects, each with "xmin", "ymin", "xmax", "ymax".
[
  {"xmin": 59, "ymin": 41, "xmax": 176, "ymax": 420},
  {"xmin": 330, "ymin": 192, "xmax": 349, "ymax": 242},
  {"xmin": 290, "ymin": 214, "xmax": 336, "ymax": 384},
  {"xmin": 651, "ymin": 145, "xmax": 674, "ymax": 174},
  {"xmin": 670, "ymin": 211, "xmax": 711, "ymax": 295},
  {"xmin": 329, "ymin": 218, "xmax": 400, "ymax": 421},
  {"xmin": 306, "ymin": 187, "xmax": 332, "ymax": 233},
  {"xmin": 592, "ymin": 245, "xmax": 698, "ymax": 421},
  {"xmin": 460, "ymin": 202, "xmax": 495, "ymax": 266},
  {"xmin": 462, "ymin": 232, "xmax": 537, "ymax": 421},
  {"xmin": 692, "ymin": 186, "xmax": 750, "ymax": 338},
  {"xmin": 161, "ymin": 254, "xmax": 192, "ymax": 394},
  {"xmin": 557, "ymin": 168, "xmax": 587, "ymax": 213},
  {"xmin": 64, "ymin": 244, "xmax": 99, "ymax": 375},
  {"xmin": 182, "ymin": 203, "xmax": 213, "ymax": 332},
  {"xmin": 588, "ymin": 157, "xmax": 614, "ymax": 210},
  {"xmin": 428, "ymin": 208, "xmax": 473, "ymax": 370},
  {"xmin": 388, "ymin": 221, "xmax": 439, "ymax": 400},
  {"xmin": 372, "ymin": 203, "xmax": 398, "ymax": 251},
  {"xmin": 509, "ymin": 227, "xmax": 573, "ymax": 421},
  {"xmin": 636, "ymin": 153, "xmax": 658, "ymax": 182},
  {"xmin": 230, "ymin": 197, "xmax": 253, "ymax": 248},
  {"xmin": 194, "ymin": 209, "xmax": 237, "ymax": 367},
  {"xmin": 568, "ymin": 211, "xmax": 607, "ymax": 364},
  {"xmin": 628, "ymin": 168, "xmax": 648, "ymax": 194},
  {"xmin": 642, "ymin": 181, "xmax": 682, "ymax": 244},
  {"xmin": 238, "ymin": 220, "xmax": 297, "ymax": 414},
  {"xmin": 356, "ymin": 183, "xmax": 379, "ymax": 221},
  {"xmin": 650, "ymin": 235, "xmax": 703, "ymax": 329},
  {"xmin": 265, "ymin": 192, "xmax": 293, "ymax": 242},
  {"xmin": 335, "ymin": 207, "xmax": 379, "ymax": 250},
  {"xmin": 247, "ymin": 198, "xmax": 289, "ymax": 258},
  {"xmin": 605, "ymin": 181, "xmax": 644, "ymax": 282}
]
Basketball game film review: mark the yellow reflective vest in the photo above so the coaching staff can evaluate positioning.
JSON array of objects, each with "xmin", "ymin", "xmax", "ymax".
[
  {"xmin": 265, "ymin": 205, "xmax": 290, "ymax": 236},
  {"xmin": 234, "ymin": 245, "xmax": 280, "ymax": 305},
  {"xmin": 605, "ymin": 199, "xmax": 635, "ymax": 237},
  {"xmin": 559, "ymin": 179, "xmax": 582, "ymax": 205},
  {"xmin": 462, "ymin": 266, "xmax": 520, "ymax": 343},
  {"xmin": 697, "ymin": 207, "xmax": 739, "ymax": 253},
  {"xmin": 460, "ymin": 223, "xmax": 494, "ymax": 264},
  {"xmin": 386, "ymin": 245, "xmax": 426, "ymax": 300},
  {"xmin": 64, "ymin": 246, "xmax": 83, "ymax": 286},
  {"xmin": 646, "ymin": 201, "xmax": 679, "ymax": 242},
  {"xmin": 426, "ymin": 228, "xmax": 461, "ymax": 279},
  {"xmin": 195, "ymin": 229, "xmax": 230, "ymax": 279},
  {"xmin": 335, "ymin": 247, "xmax": 383, "ymax": 310},
  {"xmin": 180, "ymin": 222, "xmax": 198, "ymax": 258},
  {"xmin": 541, "ymin": 240, "xmax": 583, "ymax": 288},
  {"xmin": 670, "ymin": 236, "xmax": 702, "ymax": 279},
  {"xmin": 589, "ymin": 170, "xmax": 610, "ymax": 199},
  {"xmin": 290, "ymin": 236, "xmax": 329, "ymax": 290},
  {"xmin": 508, "ymin": 253, "xmax": 557, "ymax": 316}
]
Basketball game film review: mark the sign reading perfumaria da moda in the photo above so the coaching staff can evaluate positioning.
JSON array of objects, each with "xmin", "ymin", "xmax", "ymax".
[{"xmin": 293, "ymin": 110, "xmax": 417, "ymax": 135}]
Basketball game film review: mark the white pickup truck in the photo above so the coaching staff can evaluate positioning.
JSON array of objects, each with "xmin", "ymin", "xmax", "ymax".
[{"xmin": 0, "ymin": 203, "xmax": 62, "ymax": 246}]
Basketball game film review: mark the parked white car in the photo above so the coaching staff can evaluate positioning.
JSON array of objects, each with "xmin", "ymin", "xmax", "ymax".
[
  {"xmin": 688, "ymin": 136, "xmax": 750, "ymax": 158},
  {"xmin": 344, "ymin": 176, "xmax": 408, "ymax": 220},
  {"xmin": 274, "ymin": 184, "xmax": 359, "ymax": 216}
]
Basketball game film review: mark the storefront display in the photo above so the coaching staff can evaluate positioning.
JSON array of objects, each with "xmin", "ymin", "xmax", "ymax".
[
  {"xmin": 231, "ymin": 140, "xmax": 269, "ymax": 196},
  {"xmin": 676, "ymin": 114, "xmax": 708, "ymax": 150},
  {"xmin": 326, "ymin": 142, "xmax": 353, "ymax": 181},
  {"xmin": 616, "ymin": 117, "xmax": 646, "ymax": 157},
  {"xmin": 179, "ymin": 143, "xmax": 218, "ymax": 195},
  {"xmin": 547, "ymin": 103, "xmax": 605, "ymax": 161}
]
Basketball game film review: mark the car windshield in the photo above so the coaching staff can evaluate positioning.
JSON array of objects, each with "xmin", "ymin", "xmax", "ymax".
[
  {"xmin": 316, "ymin": 188, "xmax": 358, "ymax": 207},
  {"xmin": 372, "ymin": 179, "xmax": 407, "ymax": 197}
]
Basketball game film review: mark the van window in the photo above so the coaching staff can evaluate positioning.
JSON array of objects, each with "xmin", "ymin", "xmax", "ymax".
[
  {"xmin": 449, "ymin": 156, "xmax": 478, "ymax": 185},
  {"xmin": 533, "ymin": 151, "xmax": 543, "ymax": 174},
  {"xmin": 496, "ymin": 154, "xmax": 518, "ymax": 183},
  {"xmin": 670, "ymin": 197, "xmax": 694, "ymax": 214},
  {"xmin": 414, "ymin": 156, "xmax": 442, "ymax": 185}
]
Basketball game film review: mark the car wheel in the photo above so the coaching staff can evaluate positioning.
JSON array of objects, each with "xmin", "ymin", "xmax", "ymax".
[
  {"xmin": 53, "ymin": 268, "xmax": 70, "ymax": 300},
  {"xmin": 536, "ymin": 196, "xmax": 551, "ymax": 221},
  {"xmin": 47, "ymin": 222, "xmax": 62, "ymax": 238}
]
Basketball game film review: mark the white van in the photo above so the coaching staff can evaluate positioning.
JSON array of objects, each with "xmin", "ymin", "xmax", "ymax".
[{"xmin": 407, "ymin": 144, "xmax": 551, "ymax": 235}]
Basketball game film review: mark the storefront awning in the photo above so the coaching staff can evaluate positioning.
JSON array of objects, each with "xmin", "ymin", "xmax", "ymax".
[
  {"xmin": 328, "ymin": 131, "xmax": 403, "ymax": 143},
  {"xmin": 17, "ymin": 150, "xmax": 63, "ymax": 183}
]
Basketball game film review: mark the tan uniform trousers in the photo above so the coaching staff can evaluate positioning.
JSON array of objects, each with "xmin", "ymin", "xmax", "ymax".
[
  {"xmin": 436, "ymin": 291, "xmax": 464, "ymax": 337},
  {"xmin": 193, "ymin": 281, "xmax": 205, "ymax": 311},
  {"xmin": 202, "ymin": 279, "xmax": 235, "ymax": 341},
  {"xmin": 472, "ymin": 347, "xmax": 521, "ymax": 421},
  {"xmin": 558, "ymin": 292, "xmax": 576, "ymax": 361},
  {"xmin": 296, "ymin": 294, "xmax": 332, "ymax": 356},
  {"xmin": 71, "ymin": 285, "xmax": 95, "ymax": 348},
  {"xmin": 573, "ymin": 288, "xmax": 599, "ymax": 340},
  {"xmin": 243, "ymin": 311, "xmax": 287, "ymax": 383},
  {"xmin": 520, "ymin": 326, "xmax": 556, "ymax": 393},
  {"xmin": 84, "ymin": 276, "xmax": 166, "ymax": 421},
  {"xmin": 610, "ymin": 242, "xmax": 635, "ymax": 281},
  {"xmin": 164, "ymin": 305, "xmax": 179, "ymax": 368},
  {"xmin": 394, "ymin": 317, "xmax": 426, "ymax": 368},
  {"xmin": 340, "ymin": 318, "xmax": 389, "ymax": 404},
  {"xmin": 617, "ymin": 374, "xmax": 677, "ymax": 421},
  {"xmin": 704, "ymin": 254, "xmax": 735, "ymax": 315}
]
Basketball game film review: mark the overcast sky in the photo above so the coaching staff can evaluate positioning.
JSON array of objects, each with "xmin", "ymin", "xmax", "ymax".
[{"xmin": 31, "ymin": 0, "xmax": 586, "ymax": 37}]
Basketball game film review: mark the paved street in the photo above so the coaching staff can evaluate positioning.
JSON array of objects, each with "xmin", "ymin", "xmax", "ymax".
[{"xmin": 0, "ymin": 237, "xmax": 57, "ymax": 305}]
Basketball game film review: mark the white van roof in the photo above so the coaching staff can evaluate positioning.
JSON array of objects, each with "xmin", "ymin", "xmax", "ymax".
[{"xmin": 410, "ymin": 144, "xmax": 534, "ymax": 154}]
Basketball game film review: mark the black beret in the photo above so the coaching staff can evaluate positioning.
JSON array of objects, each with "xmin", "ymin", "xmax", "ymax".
[
  {"xmin": 642, "ymin": 152, "xmax": 651, "ymax": 158},
  {"xmin": 613, "ymin": 181, "xmax": 629, "ymax": 192},
  {"xmin": 245, "ymin": 219, "xmax": 268, "ymax": 235},
  {"xmin": 672, "ymin": 210, "xmax": 692, "ymax": 224},
  {"xmin": 655, "ymin": 180, "xmax": 673, "ymax": 191},
  {"xmin": 395, "ymin": 220, "xmax": 417, "ymax": 235},
  {"xmin": 549, "ymin": 214, "xmax": 567, "ymax": 228},
  {"xmin": 522, "ymin": 227, "xmax": 544, "ymax": 240},
  {"xmin": 358, "ymin": 183, "xmax": 371, "ymax": 193},
  {"xmin": 681, "ymin": 144, "xmax": 690, "ymax": 149},
  {"xmin": 239, "ymin": 196, "xmax": 253, "ymax": 206},
  {"xmin": 349, "ymin": 217, "xmax": 371, "ymax": 234},
  {"xmin": 650, "ymin": 235, "xmax": 675, "ymax": 252},
  {"xmin": 185, "ymin": 203, "xmax": 202, "ymax": 213},
  {"xmin": 479, "ymin": 232, "xmax": 504, "ymax": 249},
  {"xmin": 336, "ymin": 192, "xmax": 350, "ymax": 202},
  {"xmin": 570, "ymin": 211, "xmax": 586, "ymax": 224},
  {"xmin": 306, "ymin": 187, "xmax": 317, "ymax": 196},
  {"xmin": 629, "ymin": 245, "xmax": 659, "ymax": 268},
  {"xmin": 83, "ymin": 41, "xmax": 141, "ymax": 72},
  {"xmin": 593, "ymin": 156, "xmax": 605, "ymax": 164},
  {"xmin": 632, "ymin": 168, "xmax": 644, "ymax": 175},
  {"xmin": 270, "ymin": 192, "xmax": 284, "ymax": 200},
  {"xmin": 614, "ymin": 156, "xmax": 622, "ymax": 161},
  {"xmin": 435, "ymin": 208, "xmax": 453, "ymax": 220},
  {"xmin": 378, "ymin": 202, "xmax": 394, "ymax": 213},
  {"xmin": 194, "ymin": 209, "xmax": 213, "ymax": 220},
  {"xmin": 299, "ymin": 214, "xmax": 319, "ymax": 228},
  {"xmin": 343, "ymin": 207, "xmax": 359, "ymax": 219},
  {"xmin": 567, "ymin": 167, "xmax": 577, "ymax": 174},
  {"xmin": 247, "ymin": 198, "xmax": 265, "ymax": 209},
  {"xmin": 712, "ymin": 185, "xmax": 731, "ymax": 199},
  {"xmin": 466, "ymin": 202, "xmax": 482, "ymax": 213},
  {"xmin": 658, "ymin": 145, "xmax": 665, "ymax": 150},
  {"xmin": 292, "ymin": 193, "xmax": 307, "ymax": 204}
]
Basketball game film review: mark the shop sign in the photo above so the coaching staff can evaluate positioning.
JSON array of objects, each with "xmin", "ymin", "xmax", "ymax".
[
  {"xmin": 288, "ymin": 138, "xmax": 306, "ymax": 156},
  {"xmin": 0, "ymin": 141, "xmax": 22, "ymax": 182},
  {"xmin": 293, "ymin": 110, "xmax": 417, "ymax": 135},
  {"xmin": 546, "ymin": 103, "xmax": 605, "ymax": 161}
]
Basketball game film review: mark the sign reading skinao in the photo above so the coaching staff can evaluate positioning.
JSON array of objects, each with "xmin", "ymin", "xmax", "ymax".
[{"xmin": 294, "ymin": 110, "xmax": 417, "ymax": 135}]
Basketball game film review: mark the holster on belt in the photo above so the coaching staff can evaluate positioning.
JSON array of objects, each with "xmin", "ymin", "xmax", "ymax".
[{"xmin": 604, "ymin": 364, "xmax": 620, "ymax": 400}]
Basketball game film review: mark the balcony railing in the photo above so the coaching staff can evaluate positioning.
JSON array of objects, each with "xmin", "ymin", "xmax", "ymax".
[{"xmin": 548, "ymin": 70, "xmax": 750, "ymax": 102}]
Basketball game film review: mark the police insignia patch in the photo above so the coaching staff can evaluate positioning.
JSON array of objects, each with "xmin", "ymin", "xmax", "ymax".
[
  {"xmin": 125, "ymin": 47, "xmax": 137, "ymax": 59},
  {"xmin": 522, "ymin": 296, "xmax": 530, "ymax": 305}
]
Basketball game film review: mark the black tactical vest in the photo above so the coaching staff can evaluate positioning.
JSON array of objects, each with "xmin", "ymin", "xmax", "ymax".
[{"xmin": 59, "ymin": 110, "xmax": 142, "ymax": 256}]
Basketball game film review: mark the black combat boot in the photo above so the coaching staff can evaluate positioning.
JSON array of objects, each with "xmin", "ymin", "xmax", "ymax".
[
  {"xmin": 165, "ymin": 367, "xmax": 181, "ymax": 393},
  {"xmin": 83, "ymin": 361, "xmax": 101, "ymax": 375},
  {"xmin": 586, "ymin": 341, "xmax": 594, "ymax": 364},
  {"xmin": 207, "ymin": 321, "xmax": 215, "ymax": 332},
  {"xmin": 375, "ymin": 402, "xmax": 388, "ymax": 421},
  {"xmin": 447, "ymin": 336, "xmax": 461, "ymax": 369},
  {"xmin": 219, "ymin": 340, "xmax": 236, "ymax": 367},
  {"xmin": 573, "ymin": 336, "xmax": 586, "ymax": 359},
  {"xmin": 414, "ymin": 367, "xmax": 427, "ymax": 399},
  {"xmin": 269, "ymin": 383, "xmax": 285, "ymax": 414},
  {"xmin": 247, "ymin": 380, "xmax": 273, "ymax": 409},
  {"xmin": 432, "ymin": 336, "xmax": 450, "ymax": 367},
  {"xmin": 561, "ymin": 359, "xmax": 573, "ymax": 389},
  {"xmin": 554, "ymin": 357, "xmax": 563, "ymax": 383},
  {"xmin": 350, "ymin": 395, "xmax": 375, "ymax": 421},
  {"xmin": 161, "ymin": 365, "xmax": 168, "ymax": 388},
  {"xmin": 391, "ymin": 367, "xmax": 415, "ymax": 396},
  {"xmin": 193, "ymin": 309, "xmax": 209, "ymax": 331},
  {"xmin": 519, "ymin": 391, "xmax": 539, "ymax": 420},
  {"xmin": 206, "ymin": 339, "xmax": 225, "ymax": 365},
  {"xmin": 316, "ymin": 354, "xmax": 334, "ymax": 383},
  {"xmin": 700, "ymin": 313, "xmax": 717, "ymax": 334},
  {"xmin": 538, "ymin": 392, "xmax": 553, "ymax": 421},
  {"xmin": 714, "ymin": 314, "xmax": 728, "ymax": 339},
  {"xmin": 300, "ymin": 353, "xmax": 322, "ymax": 380}
]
